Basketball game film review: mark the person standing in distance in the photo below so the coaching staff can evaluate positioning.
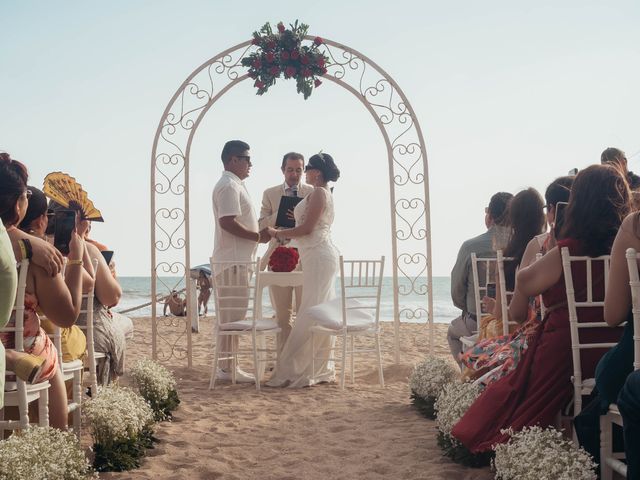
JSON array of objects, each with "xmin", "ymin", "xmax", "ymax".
[
  {"xmin": 211, "ymin": 140, "xmax": 269, "ymax": 382},
  {"xmin": 258, "ymin": 152, "xmax": 314, "ymax": 351}
]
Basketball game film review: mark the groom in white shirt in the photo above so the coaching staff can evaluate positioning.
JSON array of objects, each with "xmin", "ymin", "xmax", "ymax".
[
  {"xmin": 259, "ymin": 152, "xmax": 313, "ymax": 351},
  {"xmin": 212, "ymin": 140, "xmax": 269, "ymax": 382}
]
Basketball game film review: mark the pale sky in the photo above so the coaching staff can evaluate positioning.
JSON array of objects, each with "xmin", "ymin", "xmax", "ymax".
[{"xmin": 2, "ymin": 1, "xmax": 639, "ymax": 276}]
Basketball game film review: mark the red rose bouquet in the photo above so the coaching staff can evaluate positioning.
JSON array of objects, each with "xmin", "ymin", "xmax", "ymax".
[
  {"xmin": 269, "ymin": 246, "xmax": 300, "ymax": 272},
  {"xmin": 241, "ymin": 20, "xmax": 329, "ymax": 99}
]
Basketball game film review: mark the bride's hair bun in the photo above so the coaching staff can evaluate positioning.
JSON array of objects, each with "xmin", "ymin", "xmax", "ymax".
[{"xmin": 308, "ymin": 153, "xmax": 340, "ymax": 182}]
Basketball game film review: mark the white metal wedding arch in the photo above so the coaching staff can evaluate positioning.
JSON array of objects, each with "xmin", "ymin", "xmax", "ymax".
[{"xmin": 150, "ymin": 34, "xmax": 433, "ymax": 366}]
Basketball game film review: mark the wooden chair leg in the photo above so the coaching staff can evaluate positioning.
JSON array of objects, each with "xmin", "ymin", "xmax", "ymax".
[
  {"xmin": 350, "ymin": 336, "xmax": 355, "ymax": 384},
  {"xmin": 209, "ymin": 333, "xmax": 221, "ymax": 390},
  {"xmin": 73, "ymin": 370, "xmax": 82, "ymax": 435},
  {"xmin": 38, "ymin": 388, "xmax": 49, "ymax": 427},
  {"xmin": 231, "ymin": 339, "xmax": 237, "ymax": 385},
  {"xmin": 311, "ymin": 332, "xmax": 316, "ymax": 382},
  {"xmin": 340, "ymin": 332, "xmax": 347, "ymax": 390},
  {"xmin": 599, "ymin": 412, "xmax": 613, "ymax": 480},
  {"xmin": 375, "ymin": 333, "xmax": 384, "ymax": 387},
  {"xmin": 18, "ymin": 385, "xmax": 29, "ymax": 429},
  {"xmin": 252, "ymin": 332, "xmax": 260, "ymax": 392}
]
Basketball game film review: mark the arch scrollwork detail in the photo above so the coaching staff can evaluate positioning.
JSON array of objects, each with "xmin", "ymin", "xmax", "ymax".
[{"xmin": 151, "ymin": 35, "xmax": 433, "ymax": 365}]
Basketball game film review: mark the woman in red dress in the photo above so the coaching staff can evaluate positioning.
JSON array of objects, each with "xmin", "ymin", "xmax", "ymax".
[{"xmin": 452, "ymin": 164, "xmax": 630, "ymax": 453}]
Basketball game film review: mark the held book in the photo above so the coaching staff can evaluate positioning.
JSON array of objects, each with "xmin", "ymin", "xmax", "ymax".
[{"xmin": 275, "ymin": 196, "xmax": 303, "ymax": 228}]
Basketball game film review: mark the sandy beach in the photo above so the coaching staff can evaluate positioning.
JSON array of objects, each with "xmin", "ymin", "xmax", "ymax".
[{"xmin": 96, "ymin": 318, "xmax": 492, "ymax": 480}]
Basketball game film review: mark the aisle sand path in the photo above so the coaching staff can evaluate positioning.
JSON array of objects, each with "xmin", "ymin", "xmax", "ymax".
[{"xmin": 100, "ymin": 319, "xmax": 492, "ymax": 480}]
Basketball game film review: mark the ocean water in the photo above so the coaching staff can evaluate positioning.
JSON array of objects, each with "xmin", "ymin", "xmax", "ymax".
[{"xmin": 116, "ymin": 276, "xmax": 459, "ymax": 324}]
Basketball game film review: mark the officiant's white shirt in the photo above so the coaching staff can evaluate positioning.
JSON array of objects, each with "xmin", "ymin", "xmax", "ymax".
[{"xmin": 211, "ymin": 171, "xmax": 258, "ymax": 276}]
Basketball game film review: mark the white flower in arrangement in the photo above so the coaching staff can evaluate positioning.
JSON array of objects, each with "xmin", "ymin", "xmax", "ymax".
[
  {"xmin": 83, "ymin": 385, "xmax": 155, "ymax": 445},
  {"xmin": 0, "ymin": 426, "xmax": 96, "ymax": 480},
  {"xmin": 434, "ymin": 381, "xmax": 481, "ymax": 438},
  {"xmin": 409, "ymin": 356, "xmax": 458, "ymax": 399},
  {"xmin": 493, "ymin": 426, "xmax": 597, "ymax": 480},
  {"xmin": 130, "ymin": 358, "xmax": 177, "ymax": 403}
]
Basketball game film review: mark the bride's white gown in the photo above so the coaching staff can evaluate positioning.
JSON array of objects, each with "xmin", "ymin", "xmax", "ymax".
[{"xmin": 267, "ymin": 186, "xmax": 339, "ymax": 388}]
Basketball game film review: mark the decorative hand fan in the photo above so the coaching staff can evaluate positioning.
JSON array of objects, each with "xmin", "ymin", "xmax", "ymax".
[{"xmin": 43, "ymin": 172, "xmax": 104, "ymax": 222}]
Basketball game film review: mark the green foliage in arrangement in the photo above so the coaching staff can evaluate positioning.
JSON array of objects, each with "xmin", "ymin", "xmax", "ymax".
[
  {"xmin": 0, "ymin": 427, "xmax": 96, "ymax": 480},
  {"xmin": 408, "ymin": 356, "xmax": 458, "ymax": 420},
  {"xmin": 130, "ymin": 358, "xmax": 180, "ymax": 421},
  {"xmin": 434, "ymin": 381, "xmax": 491, "ymax": 468},
  {"xmin": 91, "ymin": 427, "xmax": 156, "ymax": 473},
  {"xmin": 83, "ymin": 385, "xmax": 155, "ymax": 472},
  {"xmin": 241, "ymin": 20, "xmax": 329, "ymax": 100},
  {"xmin": 436, "ymin": 430, "xmax": 493, "ymax": 468}
]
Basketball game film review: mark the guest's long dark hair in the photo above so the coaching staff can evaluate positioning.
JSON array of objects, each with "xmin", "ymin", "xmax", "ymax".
[
  {"xmin": 502, "ymin": 188, "xmax": 545, "ymax": 287},
  {"xmin": 560, "ymin": 164, "xmax": 630, "ymax": 257},
  {"xmin": 0, "ymin": 152, "xmax": 29, "ymax": 226}
]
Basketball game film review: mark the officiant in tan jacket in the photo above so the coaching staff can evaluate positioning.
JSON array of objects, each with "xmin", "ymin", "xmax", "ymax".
[{"xmin": 258, "ymin": 152, "xmax": 313, "ymax": 350}]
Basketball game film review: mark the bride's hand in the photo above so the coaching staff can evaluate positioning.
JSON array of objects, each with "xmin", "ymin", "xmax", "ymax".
[{"xmin": 267, "ymin": 227, "xmax": 278, "ymax": 238}]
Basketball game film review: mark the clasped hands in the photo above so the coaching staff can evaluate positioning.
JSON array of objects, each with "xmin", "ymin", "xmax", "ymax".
[
  {"xmin": 255, "ymin": 227, "xmax": 289, "ymax": 244},
  {"xmin": 265, "ymin": 226, "xmax": 290, "ymax": 245}
]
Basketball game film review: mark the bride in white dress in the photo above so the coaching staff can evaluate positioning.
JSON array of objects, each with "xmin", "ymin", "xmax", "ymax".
[{"xmin": 266, "ymin": 153, "xmax": 340, "ymax": 388}]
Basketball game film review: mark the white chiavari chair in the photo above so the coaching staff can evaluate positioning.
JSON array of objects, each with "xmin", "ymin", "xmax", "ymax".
[
  {"xmin": 599, "ymin": 247, "xmax": 640, "ymax": 479},
  {"xmin": 209, "ymin": 258, "xmax": 280, "ymax": 391},
  {"xmin": 308, "ymin": 256, "xmax": 385, "ymax": 389},
  {"xmin": 561, "ymin": 248, "xmax": 623, "ymax": 440},
  {"xmin": 0, "ymin": 259, "xmax": 50, "ymax": 435}
]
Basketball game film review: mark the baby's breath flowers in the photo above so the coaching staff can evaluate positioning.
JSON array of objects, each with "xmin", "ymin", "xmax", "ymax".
[
  {"xmin": 0, "ymin": 427, "xmax": 96, "ymax": 480},
  {"xmin": 435, "ymin": 381, "xmax": 491, "ymax": 467},
  {"xmin": 409, "ymin": 356, "xmax": 458, "ymax": 419},
  {"xmin": 130, "ymin": 358, "xmax": 180, "ymax": 421},
  {"xmin": 493, "ymin": 426, "xmax": 597, "ymax": 480},
  {"xmin": 83, "ymin": 385, "xmax": 155, "ymax": 471}
]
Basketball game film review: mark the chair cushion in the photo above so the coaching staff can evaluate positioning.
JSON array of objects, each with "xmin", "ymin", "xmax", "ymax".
[
  {"xmin": 307, "ymin": 298, "xmax": 375, "ymax": 331},
  {"xmin": 219, "ymin": 318, "xmax": 279, "ymax": 331},
  {"xmin": 62, "ymin": 359, "xmax": 84, "ymax": 372}
]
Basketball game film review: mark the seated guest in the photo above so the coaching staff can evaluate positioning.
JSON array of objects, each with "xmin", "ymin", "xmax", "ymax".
[
  {"xmin": 448, "ymin": 192, "xmax": 513, "ymax": 367},
  {"xmin": 520, "ymin": 175, "xmax": 574, "ymax": 267},
  {"xmin": 164, "ymin": 290, "xmax": 186, "ymax": 317},
  {"xmin": 601, "ymin": 146, "xmax": 640, "ymax": 190},
  {"xmin": 80, "ymin": 222, "xmax": 133, "ymax": 338},
  {"xmin": 462, "ymin": 178, "xmax": 573, "ymax": 384},
  {"xmin": 49, "ymin": 200, "xmax": 125, "ymax": 384},
  {"xmin": 451, "ymin": 164, "xmax": 630, "ymax": 453},
  {"xmin": 18, "ymin": 186, "xmax": 87, "ymax": 363},
  {"xmin": 479, "ymin": 187, "xmax": 545, "ymax": 338},
  {"xmin": 575, "ymin": 209, "xmax": 638, "ymax": 466},
  {"xmin": 618, "ymin": 370, "xmax": 639, "ymax": 479},
  {"xmin": 0, "ymin": 154, "xmax": 87, "ymax": 429},
  {"xmin": 461, "ymin": 188, "xmax": 545, "ymax": 383}
]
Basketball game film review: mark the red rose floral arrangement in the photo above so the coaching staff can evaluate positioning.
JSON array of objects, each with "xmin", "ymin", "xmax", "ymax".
[
  {"xmin": 241, "ymin": 20, "xmax": 329, "ymax": 100},
  {"xmin": 269, "ymin": 246, "xmax": 300, "ymax": 272}
]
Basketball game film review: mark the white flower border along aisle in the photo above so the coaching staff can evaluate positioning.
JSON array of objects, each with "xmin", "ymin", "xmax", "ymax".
[
  {"xmin": 493, "ymin": 426, "xmax": 597, "ymax": 480},
  {"xmin": 409, "ymin": 356, "xmax": 458, "ymax": 419},
  {"xmin": 434, "ymin": 381, "xmax": 493, "ymax": 467},
  {"xmin": 130, "ymin": 358, "xmax": 180, "ymax": 421},
  {"xmin": 0, "ymin": 426, "xmax": 96, "ymax": 480},
  {"xmin": 83, "ymin": 385, "xmax": 156, "ymax": 472}
]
